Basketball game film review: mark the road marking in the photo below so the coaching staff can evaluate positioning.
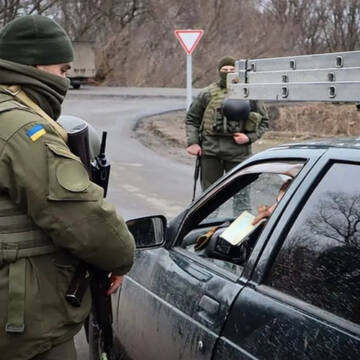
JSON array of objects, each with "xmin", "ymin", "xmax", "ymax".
[
  {"xmin": 119, "ymin": 162, "xmax": 143, "ymax": 167},
  {"xmin": 122, "ymin": 184, "xmax": 140, "ymax": 193},
  {"xmin": 122, "ymin": 184, "xmax": 183, "ymax": 216}
]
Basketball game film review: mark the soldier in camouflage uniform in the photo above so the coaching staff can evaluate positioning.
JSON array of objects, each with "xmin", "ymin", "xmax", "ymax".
[
  {"xmin": 0, "ymin": 15, "xmax": 135, "ymax": 360},
  {"xmin": 186, "ymin": 56, "xmax": 269, "ymax": 191}
]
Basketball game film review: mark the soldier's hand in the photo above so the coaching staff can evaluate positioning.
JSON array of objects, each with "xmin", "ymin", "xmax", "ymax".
[
  {"xmin": 187, "ymin": 144, "xmax": 202, "ymax": 156},
  {"xmin": 233, "ymin": 132, "xmax": 250, "ymax": 145},
  {"xmin": 107, "ymin": 274, "xmax": 124, "ymax": 295}
]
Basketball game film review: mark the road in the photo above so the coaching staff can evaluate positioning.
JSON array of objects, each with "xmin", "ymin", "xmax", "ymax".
[{"xmin": 62, "ymin": 86, "xmax": 195, "ymax": 359}]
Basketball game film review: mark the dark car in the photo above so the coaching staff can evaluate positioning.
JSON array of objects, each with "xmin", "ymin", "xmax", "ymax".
[{"xmin": 98, "ymin": 139, "xmax": 360, "ymax": 359}]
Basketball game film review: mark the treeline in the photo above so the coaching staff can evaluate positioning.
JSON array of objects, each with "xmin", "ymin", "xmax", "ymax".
[{"xmin": 1, "ymin": 0, "xmax": 360, "ymax": 87}]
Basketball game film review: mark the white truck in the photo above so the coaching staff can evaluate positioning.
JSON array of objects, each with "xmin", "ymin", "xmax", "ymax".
[{"xmin": 67, "ymin": 41, "xmax": 96, "ymax": 89}]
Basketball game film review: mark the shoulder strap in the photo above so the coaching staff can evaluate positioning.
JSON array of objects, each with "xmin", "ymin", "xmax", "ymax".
[
  {"xmin": 0, "ymin": 85, "xmax": 68, "ymax": 143},
  {"xmin": 0, "ymin": 99, "xmax": 27, "ymax": 114}
]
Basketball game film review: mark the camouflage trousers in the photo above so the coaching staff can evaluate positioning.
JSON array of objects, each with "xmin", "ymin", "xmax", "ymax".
[
  {"xmin": 31, "ymin": 338, "xmax": 77, "ymax": 360},
  {"xmin": 200, "ymin": 155, "xmax": 239, "ymax": 190},
  {"xmin": 200, "ymin": 155, "xmax": 250, "ymax": 215}
]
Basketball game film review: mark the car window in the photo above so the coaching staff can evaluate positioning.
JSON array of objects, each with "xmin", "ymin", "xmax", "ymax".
[
  {"xmin": 181, "ymin": 161, "xmax": 304, "ymax": 276},
  {"xmin": 265, "ymin": 163, "xmax": 360, "ymax": 325},
  {"xmin": 203, "ymin": 173, "xmax": 286, "ymax": 222}
]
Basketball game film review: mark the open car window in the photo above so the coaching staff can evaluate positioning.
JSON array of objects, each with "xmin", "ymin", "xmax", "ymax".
[
  {"xmin": 201, "ymin": 161, "xmax": 304, "ymax": 224},
  {"xmin": 180, "ymin": 160, "xmax": 305, "ymax": 276},
  {"xmin": 202, "ymin": 172, "xmax": 290, "ymax": 223}
]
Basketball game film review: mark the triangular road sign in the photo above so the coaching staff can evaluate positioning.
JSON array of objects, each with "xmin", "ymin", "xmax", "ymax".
[{"xmin": 175, "ymin": 29, "xmax": 204, "ymax": 55}]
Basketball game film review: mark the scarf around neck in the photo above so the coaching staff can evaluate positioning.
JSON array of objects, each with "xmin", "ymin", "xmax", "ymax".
[{"xmin": 0, "ymin": 59, "xmax": 69, "ymax": 120}]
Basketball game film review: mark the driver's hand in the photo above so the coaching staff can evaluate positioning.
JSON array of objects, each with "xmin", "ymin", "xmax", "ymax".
[
  {"xmin": 186, "ymin": 144, "xmax": 202, "ymax": 156},
  {"xmin": 252, "ymin": 204, "xmax": 276, "ymax": 225},
  {"xmin": 107, "ymin": 274, "xmax": 124, "ymax": 295}
]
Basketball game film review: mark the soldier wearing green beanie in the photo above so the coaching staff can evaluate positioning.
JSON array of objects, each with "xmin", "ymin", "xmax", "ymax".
[
  {"xmin": 186, "ymin": 56, "xmax": 269, "ymax": 192},
  {"xmin": 0, "ymin": 15, "xmax": 135, "ymax": 360}
]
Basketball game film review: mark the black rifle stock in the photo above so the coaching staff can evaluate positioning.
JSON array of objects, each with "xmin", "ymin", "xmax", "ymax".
[
  {"xmin": 191, "ymin": 129, "xmax": 202, "ymax": 202},
  {"xmin": 192, "ymin": 155, "xmax": 200, "ymax": 202},
  {"xmin": 64, "ymin": 125, "xmax": 113, "ymax": 356}
]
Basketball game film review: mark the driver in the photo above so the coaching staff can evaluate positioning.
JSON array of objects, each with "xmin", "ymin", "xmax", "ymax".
[
  {"xmin": 252, "ymin": 179, "xmax": 292, "ymax": 225},
  {"xmin": 195, "ymin": 179, "xmax": 292, "ymax": 265}
]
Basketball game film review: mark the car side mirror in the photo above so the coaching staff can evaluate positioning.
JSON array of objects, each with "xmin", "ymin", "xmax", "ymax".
[{"xmin": 126, "ymin": 215, "xmax": 166, "ymax": 249}]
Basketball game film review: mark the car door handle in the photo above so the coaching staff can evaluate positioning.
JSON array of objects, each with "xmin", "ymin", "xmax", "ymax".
[
  {"xmin": 198, "ymin": 295, "xmax": 220, "ymax": 324},
  {"xmin": 198, "ymin": 295, "xmax": 220, "ymax": 315},
  {"xmin": 185, "ymin": 264, "xmax": 212, "ymax": 282}
]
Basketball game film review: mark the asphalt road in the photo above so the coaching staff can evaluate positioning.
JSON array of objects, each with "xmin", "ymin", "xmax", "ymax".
[{"xmin": 62, "ymin": 86, "xmax": 195, "ymax": 359}]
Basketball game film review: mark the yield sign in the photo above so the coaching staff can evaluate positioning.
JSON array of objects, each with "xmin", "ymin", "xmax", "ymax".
[{"xmin": 175, "ymin": 29, "xmax": 204, "ymax": 55}]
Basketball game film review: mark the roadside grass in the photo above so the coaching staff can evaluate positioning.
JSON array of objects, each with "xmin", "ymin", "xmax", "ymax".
[{"xmin": 136, "ymin": 103, "xmax": 360, "ymax": 165}]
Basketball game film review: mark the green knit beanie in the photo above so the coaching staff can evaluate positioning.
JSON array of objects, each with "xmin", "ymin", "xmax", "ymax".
[
  {"xmin": 217, "ymin": 56, "xmax": 235, "ymax": 71},
  {"xmin": 0, "ymin": 15, "xmax": 73, "ymax": 65}
]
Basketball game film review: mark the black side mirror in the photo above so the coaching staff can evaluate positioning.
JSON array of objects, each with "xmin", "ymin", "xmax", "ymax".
[{"xmin": 126, "ymin": 215, "xmax": 166, "ymax": 249}]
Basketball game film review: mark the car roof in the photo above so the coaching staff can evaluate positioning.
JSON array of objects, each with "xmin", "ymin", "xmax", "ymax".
[{"xmin": 274, "ymin": 137, "xmax": 360, "ymax": 150}]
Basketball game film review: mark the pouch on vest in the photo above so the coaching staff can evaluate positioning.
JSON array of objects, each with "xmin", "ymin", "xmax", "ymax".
[
  {"xmin": 0, "ymin": 193, "xmax": 57, "ymax": 334},
  {"xmin": 244, "ymin": 112, "xmax": 262, "ymax": 133},
  {"xmin": 212, "ymin": 106, "xmax": 226, "ymax": 133},
  {"xmin": 46, "ymin": 143, "xmax": 100, "ymax": 201},
  {"xmin": 209, "ymin": 106, "xmax": 246, "ymax": 135}
]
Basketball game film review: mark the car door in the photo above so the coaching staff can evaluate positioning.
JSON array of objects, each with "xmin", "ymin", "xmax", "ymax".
[
  {"xmin": 114, "ymin": 151, "xmax": 317, "ymax": 360},
  {"xmin": 114, "ymin": 227, "xmax": 242, "ymax": 359},
  {"xmin": 214, "ymin": 149, "xmax": 360, "ymax": 359},
  {"xmin": 113, "ymin": 186, "xmax": 247, "ymax": 359}
]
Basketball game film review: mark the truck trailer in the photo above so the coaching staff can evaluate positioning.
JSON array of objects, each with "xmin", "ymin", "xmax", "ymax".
[{"xmin": 67, "ymin": 41, "xmax": 96, "ymax": 89}]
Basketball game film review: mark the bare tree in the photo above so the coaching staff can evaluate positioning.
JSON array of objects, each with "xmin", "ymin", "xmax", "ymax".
[
  {"xmin": 3, "ymin": 0, "xmax": 358, "ymax": 87},
  {"xmin": 0, "ymin": 0, "xmax": 59, "ymax": 27},
  {"xmin": 306, "ymin": 192, "xmax": 360, "ymax": 248},
  {"xmin": 259, "ymin": 0, "xmax": 360, "ymax": 55},
  {"xmin": 54, "ymin": 0, "xmax": 146, "ymax": 40},
  {"xmin": 321, "ymin": 0, "xmax": 360, "ymax": 51}
]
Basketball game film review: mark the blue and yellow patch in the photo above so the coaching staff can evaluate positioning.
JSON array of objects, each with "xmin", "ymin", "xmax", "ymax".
[{"xmin": 27, "ymin": 125, "xmax": 46, "ymax": 142}]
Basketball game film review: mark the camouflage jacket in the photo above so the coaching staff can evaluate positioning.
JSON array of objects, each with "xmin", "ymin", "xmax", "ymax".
[{"xmin": 186, "ymin": 82, "xmax": 269, "ymax": 161}]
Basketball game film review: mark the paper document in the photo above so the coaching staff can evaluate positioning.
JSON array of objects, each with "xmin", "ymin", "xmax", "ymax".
[{"xmin": 220, "ymin": 211, "xmax": 265, "ymax": 246}]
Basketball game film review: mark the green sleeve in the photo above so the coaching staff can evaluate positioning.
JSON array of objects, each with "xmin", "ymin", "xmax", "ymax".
[
  {"xmin": 247, "ymin": 100, "xmax": 270, "ymax": 144},
  {"xmin": 0, "ymin": 113, "xmax": 135, "ymax": 275},
  {"xmin": 185, "ymin": 88, "xmax": 211, "ymax": 146}
]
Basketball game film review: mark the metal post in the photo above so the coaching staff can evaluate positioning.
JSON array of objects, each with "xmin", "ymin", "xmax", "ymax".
[{"xmin": 186, "ymin": 54, "xmax": 192, "ymax": 111}]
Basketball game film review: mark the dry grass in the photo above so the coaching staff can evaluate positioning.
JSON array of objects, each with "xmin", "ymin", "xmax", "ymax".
[
  {"xmin": 136, "ymin": 103, "xmax": 360, "ymax": 165},
  {"xmin": 270, "ymin": 103, "xmax": 360, "ymax": 136}
]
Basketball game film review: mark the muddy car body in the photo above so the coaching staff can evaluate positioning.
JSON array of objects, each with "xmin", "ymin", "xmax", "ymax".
[{"xmin": 103, "ymin": 139, "xmax": 360, "ymax": 359}]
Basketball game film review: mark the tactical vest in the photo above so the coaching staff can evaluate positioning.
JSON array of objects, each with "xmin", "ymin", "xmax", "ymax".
[
  {"xmin": 202, "ymin": 84, "xmax": 245, "ymax": 136},
  {"xmin": 0, "ymin": 94, "xmax": 58, "ymax": 334}
]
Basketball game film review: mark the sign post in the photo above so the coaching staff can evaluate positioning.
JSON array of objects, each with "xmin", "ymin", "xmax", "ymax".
[{"xmin": 174, "ymin": 29, "xmax": 204, "ymax": 110}]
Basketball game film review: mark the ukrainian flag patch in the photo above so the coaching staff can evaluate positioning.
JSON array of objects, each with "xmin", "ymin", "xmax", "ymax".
[{"xmin": 27, "ymin": 124, "xmax": 46, "ymax": 142}]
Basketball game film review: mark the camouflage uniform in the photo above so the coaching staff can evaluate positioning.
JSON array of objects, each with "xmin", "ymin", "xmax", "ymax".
[{"xmin": 186, "ymin": 81, "xmax": 269, "ymax": 190}]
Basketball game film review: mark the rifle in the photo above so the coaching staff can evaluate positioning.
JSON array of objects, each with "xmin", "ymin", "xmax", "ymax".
[
  {"xmin": 192, "ymin": 154, "xmax": 200, "ymax": 202},
  {"xmin": 191, "ymin": 125, "xmax": 203, "ymax": 202},
  {"xmin": 63, "ymin": 122, "xmax": 113, "ymax": 359},
  {"xmin": 91, "ymin": 132, "xmax": 111, "ymax": 197}
]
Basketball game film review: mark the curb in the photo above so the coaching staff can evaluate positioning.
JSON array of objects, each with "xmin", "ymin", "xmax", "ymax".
[
  {"xmin": 68, "ymin": 87, "xmax": 201, "ymax": 100},
  {"xmin": 133, "ymin": 107, "xmax": 186, "ymax": 133}
]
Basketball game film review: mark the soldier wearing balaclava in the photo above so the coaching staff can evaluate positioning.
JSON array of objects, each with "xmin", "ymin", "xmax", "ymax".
[{"xmin": 186, "ymin": 56, "xmax": 269, "ymax": 191}]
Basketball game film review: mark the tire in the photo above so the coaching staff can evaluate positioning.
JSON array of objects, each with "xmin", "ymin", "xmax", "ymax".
[{"xmin": 72, "ymin": 83, "xmax": 81, "ymax": 89}]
